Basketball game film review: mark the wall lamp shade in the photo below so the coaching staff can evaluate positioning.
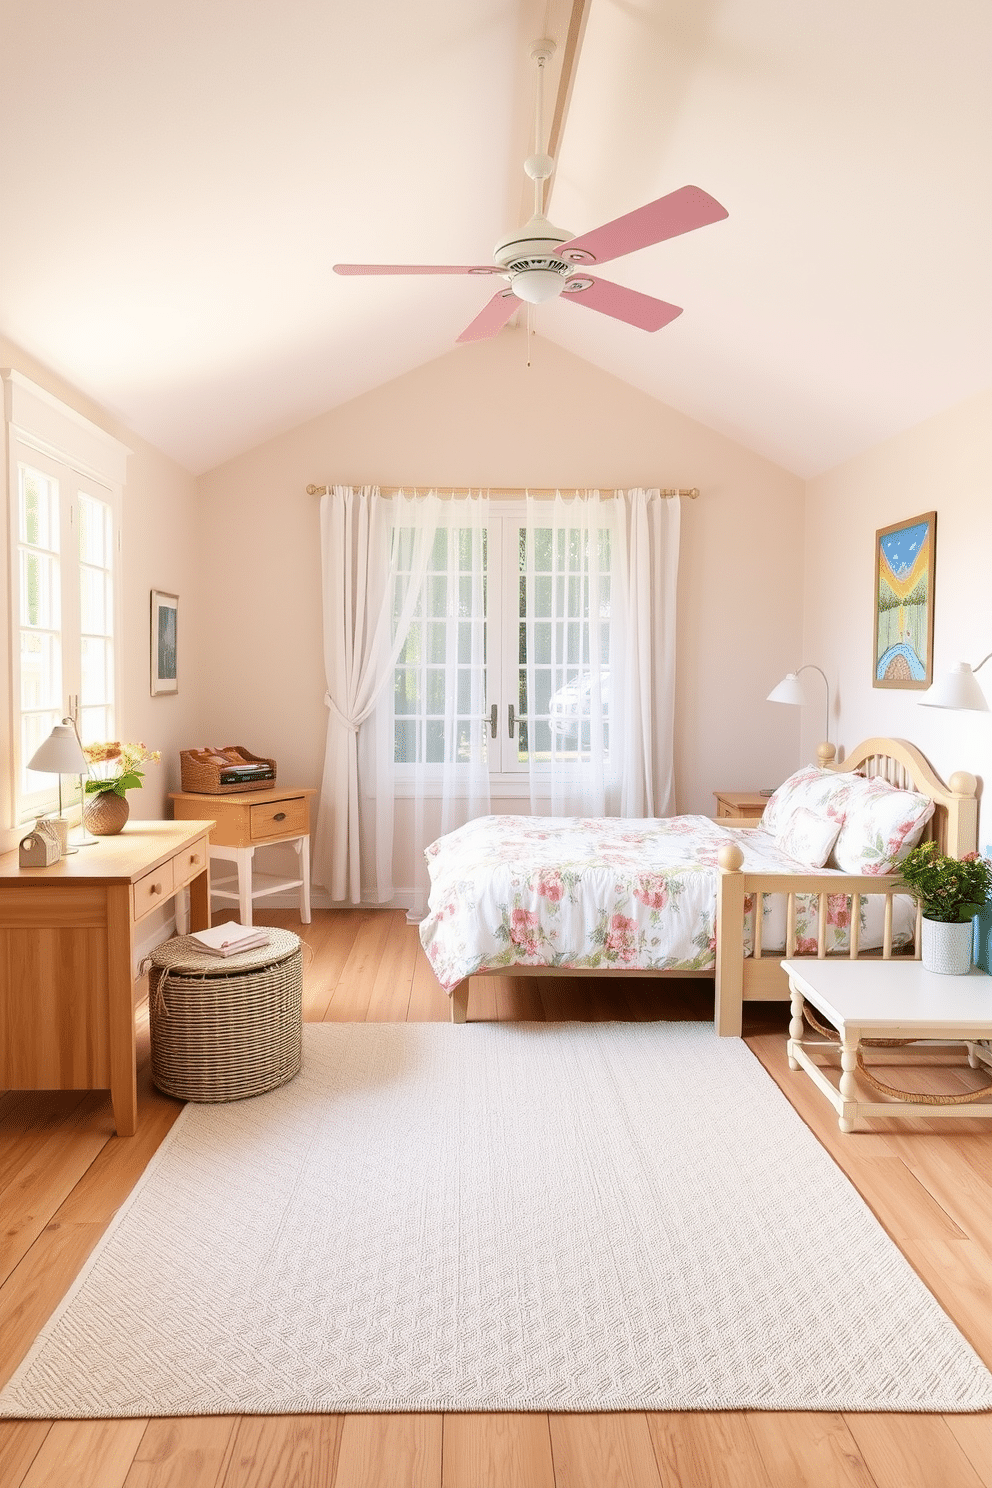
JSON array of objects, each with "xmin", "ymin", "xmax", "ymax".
[
  {"xmin": 766, "ymin": 664, "xmax": 830, "ymax": 747},
  {"xmin": 920, "ymin": 655, "xmax": 992, "ymax": 712}
]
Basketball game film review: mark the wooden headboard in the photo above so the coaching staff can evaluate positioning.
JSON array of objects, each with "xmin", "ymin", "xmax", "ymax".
[{"xmin": 821, "ymin": 736, "xmax": 978, "ymax": 859}]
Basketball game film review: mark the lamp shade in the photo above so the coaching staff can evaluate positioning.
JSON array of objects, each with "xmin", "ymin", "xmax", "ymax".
[
  {"xmin": 27, "ymin": 723, "xmax": 88, "ymax": 774},
  {"xmin": 920, "ymin": 662, "xmax": 990, "ymax": 712},
  {"xmin": 766, "ymin": 672, "xmax": 805, "ymax": 706}
]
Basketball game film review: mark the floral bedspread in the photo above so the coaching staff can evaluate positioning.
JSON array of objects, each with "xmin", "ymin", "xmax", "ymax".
[{"xmin": 419, "ymin": 814, "xmax": 914, "ymax": 993}]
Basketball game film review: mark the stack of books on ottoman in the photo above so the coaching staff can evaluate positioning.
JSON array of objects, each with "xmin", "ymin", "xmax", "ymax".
[{"xmin": 189, "ymin": 922, "xmax": 271, "ymax": 957}]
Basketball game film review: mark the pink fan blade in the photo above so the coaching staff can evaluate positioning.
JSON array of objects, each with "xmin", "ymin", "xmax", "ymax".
[
  {"xmin": 558, "ymin": 185, "xmax": 728, "ymax": 266},
  {"xmin": 562, "ymin": 275, "xmax": 682, "ymax": 331},
  {"xmin": 333, "ymin": 263, "xmax": 500, "ymax": 276},
  {"xmin": 456, "ymin": 289, "xmax": 519, "ymax": 343}
]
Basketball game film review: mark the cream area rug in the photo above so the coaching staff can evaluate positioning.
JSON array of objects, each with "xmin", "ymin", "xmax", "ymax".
[{"xmin": 4, "ymin": 1021, "xmax": 992, "ymax": 1418}]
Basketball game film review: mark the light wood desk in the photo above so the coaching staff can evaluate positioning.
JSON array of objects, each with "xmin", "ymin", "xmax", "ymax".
[{"xmin": 0, "ymin": 819, "xmax": 213, "ymax": 1136}]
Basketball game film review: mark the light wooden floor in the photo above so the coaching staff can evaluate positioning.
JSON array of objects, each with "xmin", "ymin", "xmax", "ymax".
[{"xmin": 2, "ymin": 908, "xmax": 992, "ymax": 1488}]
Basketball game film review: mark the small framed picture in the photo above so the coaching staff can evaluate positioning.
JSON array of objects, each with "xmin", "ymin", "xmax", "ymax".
[
  {"xmin": 873, "ymin": 512, "xmax": 936, "ymax": 689},
  {"xmin": 151, "ymin": 590, "xmax": 179, "ymax": 695}
]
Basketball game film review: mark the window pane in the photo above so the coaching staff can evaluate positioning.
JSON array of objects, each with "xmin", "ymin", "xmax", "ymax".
[
  {"xmin": 394, "ymin": 719, "xmax": 417, "ymax": 763},
  {"xmin": 78, "ymin": 493, "xmax": 111, "ymax": 566},
  {"xmin": 20, "ymin": 550, "xmax": 61, "ymax": 630},
  {"xmin": 81, "ymin": 637, "xmax": 114, "ymax": 706},
  {"xmin": 21, "ymin": 710, "xmax": 62, "ymax": 799},
  {"xmin": 19, "ymin": 466, "xmax": 59, "ymax": 552},
  {"xmin": 80, "ymin": 566, "xmax": 113, "ymax": 636},
  {"xmin": 20, "ymin": 631, "xmax": 62, "ymax": 710}
]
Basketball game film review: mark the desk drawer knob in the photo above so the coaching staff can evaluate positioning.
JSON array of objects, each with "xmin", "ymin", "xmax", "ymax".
[
  {"xmin": 189, "ymin": 853, "xmax": 201, "ymax": 866},
  {"xmin": 274, "ymin": 811, "xmax": 287, "ymax": 822},
  {"xmin": 150, "ymin": 882, "xmax": 163, "ymax": 895}
]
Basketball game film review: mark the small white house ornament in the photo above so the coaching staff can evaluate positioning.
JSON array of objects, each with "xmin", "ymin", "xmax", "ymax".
[{"xmin": 19, "ymin": 821, "xmax": 61, "ymax": 867}]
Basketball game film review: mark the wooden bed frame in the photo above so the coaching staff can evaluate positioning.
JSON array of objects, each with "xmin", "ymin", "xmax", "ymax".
[{"xmin": 446, "ymin": 738, "xmax": 979, "ymax": 1037}]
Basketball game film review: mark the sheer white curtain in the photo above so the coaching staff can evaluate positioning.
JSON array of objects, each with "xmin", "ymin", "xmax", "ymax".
[
  {"xmin": 312, "ymin": 486, "xmax": 438, "ymax": 904},
  {"xmin": 375, "ymin": 492, "xmax": 491, "ymax": 913},
  {"xmin": 520, "ymin": 489, "xmax": 679, "ymax": 818},
  {"xmin": 313, "ymin": 487, "xmax": 490, "ymax": 907}
]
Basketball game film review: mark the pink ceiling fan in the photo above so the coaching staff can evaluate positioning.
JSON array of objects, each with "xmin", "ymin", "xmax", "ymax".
[{"xmin": 334, "ymin": 42, "xmax": 728, "ymax": 344}]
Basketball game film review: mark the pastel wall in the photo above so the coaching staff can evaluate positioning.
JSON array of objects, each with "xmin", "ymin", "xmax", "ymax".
[
  {"xmin": 196, "ymin": 332, "xmax": 806, "ymax": 903},
  {"xmin": 803, "ymin": 389, "xmax": 992, "ymax": 845},
  {"xmin": 0, "ymin": 336, "xmax": 203, "ymax": 853}
]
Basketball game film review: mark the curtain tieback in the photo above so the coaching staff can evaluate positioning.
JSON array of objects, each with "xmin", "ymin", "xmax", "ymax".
[{"xmin": 324, "ymin": 692, "xmax": 360, "ymax": 733}]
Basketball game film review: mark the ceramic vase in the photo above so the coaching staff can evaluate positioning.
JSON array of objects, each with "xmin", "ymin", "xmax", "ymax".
[
  {"xmin": 920, "ymin": 916, "xmax": 973, "ymax": 976},
  {"xmin": 83, "ymin": 791, "xmax": 130, "ymax": 836}
]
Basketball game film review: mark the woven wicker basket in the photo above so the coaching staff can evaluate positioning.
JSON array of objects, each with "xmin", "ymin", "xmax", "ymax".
[
  {"xmin": 179, "ymin": 746, "xmax": 277, "ymax": 795},
  {"xmin": 148, "ymin": 928, "xmax": 302, "ymax": 1102}
]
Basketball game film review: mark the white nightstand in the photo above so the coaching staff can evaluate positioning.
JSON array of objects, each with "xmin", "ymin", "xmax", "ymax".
[
  {"xmin": 783, "ymin": 958, "xmax": 992, "ymax": 1133},
  {"xmin": 171, "ymin": 787, "xmax": 315, "ymax": 926}
]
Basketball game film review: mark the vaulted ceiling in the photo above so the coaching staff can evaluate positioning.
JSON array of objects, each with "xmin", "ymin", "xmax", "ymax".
[{"xmin": 2, "ymin": 0, "xmax": 989, "ymax": 477}]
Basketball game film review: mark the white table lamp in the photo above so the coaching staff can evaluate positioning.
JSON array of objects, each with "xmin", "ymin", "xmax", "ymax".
[{"xmin": 27, "ymin": 719, "xmax": 92, "ymax": 851}]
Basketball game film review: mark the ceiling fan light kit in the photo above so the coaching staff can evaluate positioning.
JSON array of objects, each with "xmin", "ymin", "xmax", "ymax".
[{"xmin": 333, "ymin": 41, "xmax": 728, "ymax": 343}]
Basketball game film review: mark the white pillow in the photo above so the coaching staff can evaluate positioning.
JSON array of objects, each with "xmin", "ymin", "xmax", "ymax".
[
  {"xmin": 761, "ymin": 766, "xmax": 851, "ymax": 834},
  {"xmin": 774, "ymin": 806, "xmax": 844, "ymax": 868},
  {"xmin": 830, "ymin": 777, "xmax": 935, "ymax": 875}
]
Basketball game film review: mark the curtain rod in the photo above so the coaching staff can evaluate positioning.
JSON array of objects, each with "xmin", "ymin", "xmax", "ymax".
[{"xmin": 305, "ymin": 484, "xmax": 698, "ymax": 499}]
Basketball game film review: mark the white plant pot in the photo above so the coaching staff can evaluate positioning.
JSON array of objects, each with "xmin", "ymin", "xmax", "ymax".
[{"xmin": 920, "ymin": 917, "xmax": 973, "ymax": 976}]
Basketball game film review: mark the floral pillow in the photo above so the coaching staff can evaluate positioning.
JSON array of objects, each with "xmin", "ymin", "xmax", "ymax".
[
  {"xmin": 773, "ymin": 806, "xmax": 844, "ymax": 868},
  {"xmin": 830, "ymin": 778, "xmax": 935, "ymax": 875},
  {"xmin": 761, "ymin": 766, "xmax": 852, "ymax": 834}
]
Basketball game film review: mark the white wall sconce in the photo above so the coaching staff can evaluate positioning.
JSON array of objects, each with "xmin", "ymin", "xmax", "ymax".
[
  {"xmin": 767, "ymin": 664, "xmax": 831, "ymax": 746},
  {"xmin": 920, "ymin": 654, "xmax": 991, "ymax": 711}
]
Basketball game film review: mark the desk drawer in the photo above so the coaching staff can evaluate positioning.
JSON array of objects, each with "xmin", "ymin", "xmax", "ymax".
[
  {"xmin": 250, "ymin": 796, "xmax": 307, "ymax": 840},
  {"xmin": 173, "ymin": 837, "xmax": 209, "ymax": 889},
  {"xmin": 133, "ymin": 858, "xmax": 175, "ymax": 921}
]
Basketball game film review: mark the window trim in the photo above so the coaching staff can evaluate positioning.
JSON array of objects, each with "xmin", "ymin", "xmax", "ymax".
[{"xmin": 3, "ymin": 371, "xmax": 129, "ymax": 829}]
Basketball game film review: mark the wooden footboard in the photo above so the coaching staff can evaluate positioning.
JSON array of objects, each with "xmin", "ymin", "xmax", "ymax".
[
  {"xmin": 714, "ymin": 739, "xmax": 980, "ymax": 1036},
  {"xmin": 715, "ymin": 849, "xmax": 917, "ymax": 1035}
]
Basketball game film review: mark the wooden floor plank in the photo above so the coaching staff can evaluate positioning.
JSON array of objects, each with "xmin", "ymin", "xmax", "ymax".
[
  {"xmin": 0, "ymin": 1097, "xmax": 114, "ymax": 1286},
  {"xmin": 19, "ymin": 1419, "xmax": 147, "ymax": 1488},
  {"xmin": 944, "ymin": 1413, "xmax": 992, "ymax": 1488},
  {"xmin": 323, "ymin": 913, "xmax": 394, "ymax": 1021},
  {"xmin": 744, "ymin": 1410, "xmax": 879, "ymax": 1488},
  {"xmin": 548, "ymin": 1413, "xmax": 663, "ymax": 1488},
  {"xmin": 123, "ymin": 1416, "xmax": 240, "ymax": 1488},
  {"xmin": 441, "ymin": 1413, "xmax": 555, "ymax": 1488},
  {"xmin": 407, "ymin": 948, "xmax": 453, "ymax": 1023},
  {"xmin": 0, "ymin": 1220, "xmax": 108, "ymax": 1388},
  {"xmin": 0, "ymin": 1422, "xmax": 52, "ymax": 1488},
  {"xmin": 646, "ymin": 1411, "xmax": 773, "ymax": 1488},
  {"xmin": 365, "ymin": 915, "xmax": 420, "ymax": 1023},
  {"xmin": 495, "ymin": 976, "xmax": 547, "ymax": 1022},
  {"xmin": 332, "ymin": 1414, "xmax": 441, "ymax": 1488},
  {"xmin": 843, "ymin": 1413, "xmax": 989, "ymax": 1488},
  {"xmin": 220, "ymin": 1416, "xmax": 344, "ymax": 1488}
]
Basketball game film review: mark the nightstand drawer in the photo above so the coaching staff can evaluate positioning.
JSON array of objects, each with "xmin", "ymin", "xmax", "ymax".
[
  {"xmin": 133, "ymin": 858, "xmax": 175, "ymax": 920},
  {"xmin": 250, "ymin": 796, "xmax": 307, "ymax": 840}
]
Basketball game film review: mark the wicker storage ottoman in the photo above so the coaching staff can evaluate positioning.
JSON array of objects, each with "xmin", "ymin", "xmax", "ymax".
[{"xmin": 149, "ymin": 928, "xmax": 302, "ymax": 1102}]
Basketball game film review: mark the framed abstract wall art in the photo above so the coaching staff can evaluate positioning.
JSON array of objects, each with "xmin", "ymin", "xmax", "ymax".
[
  {"xmin": 873, "ymin": 512, "xmax": 936, "ymax": 689},
  {"xmin": 150, "ymin": 589, "xmax": 179, "ymax": 695}
]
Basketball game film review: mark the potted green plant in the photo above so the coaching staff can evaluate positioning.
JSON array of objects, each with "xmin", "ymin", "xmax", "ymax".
[
  {"xmin": 898, "ymin": 840, "xmax": 992, "ymax": 974},
  {"xmin": 82, "ymin": 742, "xmax": 161, "ymax": 835}
]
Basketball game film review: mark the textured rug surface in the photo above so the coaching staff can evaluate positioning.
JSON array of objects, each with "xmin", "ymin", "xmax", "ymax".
[{"xmin": 4, "ymin": 1021, "xmax": 992, "ymax": 1418}]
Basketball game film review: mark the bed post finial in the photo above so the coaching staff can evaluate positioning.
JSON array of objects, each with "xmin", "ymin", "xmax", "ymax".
[
  {"xmin": 718, "ymin": 843, "xmax": 745, "ymax": 873},
  {"xmin": 949, "ymin": 771, "xmax": 978, "ymax": 798},
  {"xmin": 817, "ymin": 741, "xmax": 836, "ymax": 767}
]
